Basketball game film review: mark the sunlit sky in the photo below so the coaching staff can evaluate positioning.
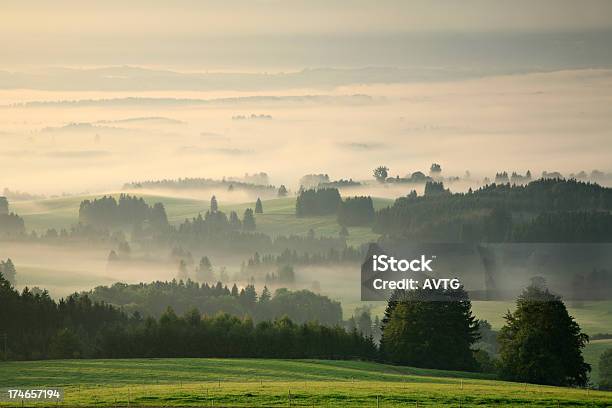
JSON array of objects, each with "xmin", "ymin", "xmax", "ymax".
[{"xmin": 1, "ymin": 1, "xmax": 612, "ymax": 195}]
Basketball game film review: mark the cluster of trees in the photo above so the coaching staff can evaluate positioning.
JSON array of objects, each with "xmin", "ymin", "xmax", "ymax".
[
  {"xmin": 495, "ymin": 171, "xmax": 532, "ymax": 184},
  {"xmin": 378, "ymin": 284, "xmax": 591, "ymax": 387},
  {"xmin": 86, "ymin": 280, "xmax": 343, "ymax": 326},
  {"xmin": 296, "ymin": 188, "xmax": 342, "ymax": 216},
  {"xmin": 337, "ymin": 196, "xmax": 375, "ymax": 226},
  {"xmin": 375, "ymin": 179, "xmax": 612, "ymax": 242},
  {"xmin": 171, "ymin": 208, "xmax": 259, "ymax": 250},
  {"xmin": 79, "ymin": 194, "xmax": 168, "ymax": 230}
]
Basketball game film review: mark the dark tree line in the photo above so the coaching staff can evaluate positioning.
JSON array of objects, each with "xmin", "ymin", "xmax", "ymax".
[
  {"xmin": 513, "ymin": 211, "xmax": 612, "ymax": 242},
  {"xmin": 100, "ymin": 311, "xmax": 377, "ymax": 360},
  {"xmin": 86, "ymin": 280, "xmax": 343, "ymax": 326},
  {"xmin": 243, "ymin": 247, "xmax": 364, "ymax": 272},
  {"xmin": 296, "ymin": 188, "xmax": 342, "ymax": 216},
  {"xmin": 0, "ymin": 270, "xmax": 373, "ymax": 361}
]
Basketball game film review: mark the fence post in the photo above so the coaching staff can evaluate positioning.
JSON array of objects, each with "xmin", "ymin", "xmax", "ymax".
[{"xmin": 376, "ymin": 395, "xmax": 379, "ymax": 408}]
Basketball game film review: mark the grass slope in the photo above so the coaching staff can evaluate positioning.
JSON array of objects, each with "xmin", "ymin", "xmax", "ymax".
[
  {"xmin": 11, "ymin": 194, "xmax": 392, "ymax": 247},
  {"xmin": 0, "ymin": 358, "xmax": 610, "ymax": 407}
]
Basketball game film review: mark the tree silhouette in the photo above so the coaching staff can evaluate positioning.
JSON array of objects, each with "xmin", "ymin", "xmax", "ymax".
[
  {"xmin": 373, "ymin": 166, "xmax": 389, "ymax": 183},
  {"xmin": 498, "ymin": 285, "xmax": 590, "ymax": 386}
]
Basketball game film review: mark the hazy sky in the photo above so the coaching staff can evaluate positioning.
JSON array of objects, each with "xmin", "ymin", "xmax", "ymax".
[
  {"xmin": 1, "ymin": 1, "xmax": 612, "ymax": 196},
  {"xmin": 2, "ymin": 1, "xmax": 612, "ymax": 69}
]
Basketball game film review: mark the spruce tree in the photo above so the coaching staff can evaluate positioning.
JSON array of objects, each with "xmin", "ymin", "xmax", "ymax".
[
  {"xmin": 380, "ymin": 287, "xmax": 479, "ymax": 370},
  {"xmin": 255, "ymin": 198, "xmax": 263, "ymax": 214}
]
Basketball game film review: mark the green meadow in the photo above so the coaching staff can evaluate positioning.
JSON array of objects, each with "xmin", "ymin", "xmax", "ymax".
[{"xmin": 1, "ymin": 358, "xmax": 610, "ymax": 407}]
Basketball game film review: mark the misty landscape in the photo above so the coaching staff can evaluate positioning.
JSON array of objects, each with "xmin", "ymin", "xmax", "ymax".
[{"xmin": 1, "ymin": 1, "xmax": 612, "ymax": 406}]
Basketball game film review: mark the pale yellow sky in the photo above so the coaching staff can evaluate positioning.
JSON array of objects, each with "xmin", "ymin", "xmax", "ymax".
[{"xmin": 2, "ymin": 1, "xmax": 612, "ymax": 69}]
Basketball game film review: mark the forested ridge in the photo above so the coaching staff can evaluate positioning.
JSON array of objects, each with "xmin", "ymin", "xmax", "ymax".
[{"xmin": 374, "ymin": 179, "xmax": 612, "ymax": 242}]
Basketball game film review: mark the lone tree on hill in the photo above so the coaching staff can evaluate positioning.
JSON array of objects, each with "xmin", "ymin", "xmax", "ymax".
[
  {"xmin": 255, "ymin": 198, "xmax": 263, "ymax": 214},
  {"xmin": 210, "ymin": 195, "xmax": 218, "ymax": 213},
  {"xmin": 373, "ymin": 166, "xmax": 389, "ymax": 183},
  {"xmin": 498, "ymin": 285, "xmax": 590, "ymax": 386},
  {"xmin": 429, "ymin": 163, "xmax": 442, "ymax": 176},
  {"xmin": 278, "ymin": 185, "xmax": 288, "ymax": 197}
]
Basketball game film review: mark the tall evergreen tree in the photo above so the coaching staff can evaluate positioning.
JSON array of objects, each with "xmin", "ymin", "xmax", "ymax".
[
  {"xmin": 380, "ymin": 287, "xmax": 479, "ymax": 370},
  {"xmin": 278, "ymin": 185, "xmax": 288, "ymax": 197},
  {"xmin": 255, "ymin": 198, "xmax": 263, "ymax": 214},
  {"xmin": 210, "ymin": 195, "xmax": 218, "ymax": 213}
]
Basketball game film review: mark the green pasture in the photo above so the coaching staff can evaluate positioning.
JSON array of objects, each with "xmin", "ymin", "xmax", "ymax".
[{"xmin": 0, "ymin": 358, "xmax": 610, "ymax": 407}]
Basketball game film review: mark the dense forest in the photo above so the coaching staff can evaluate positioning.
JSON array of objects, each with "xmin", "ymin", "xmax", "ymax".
[{"xmin": 374, "ymin": 179, "xmax": 612, "ymax": 242}]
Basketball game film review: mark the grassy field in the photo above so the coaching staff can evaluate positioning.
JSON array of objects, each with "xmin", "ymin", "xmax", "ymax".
[
  {"xmin": 11, "ymin": 193, "xmax": 391, "ymax": 247},
  {"xmin": 0, "ymin": 358, "xmax": 610, "ymax": 407}
]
